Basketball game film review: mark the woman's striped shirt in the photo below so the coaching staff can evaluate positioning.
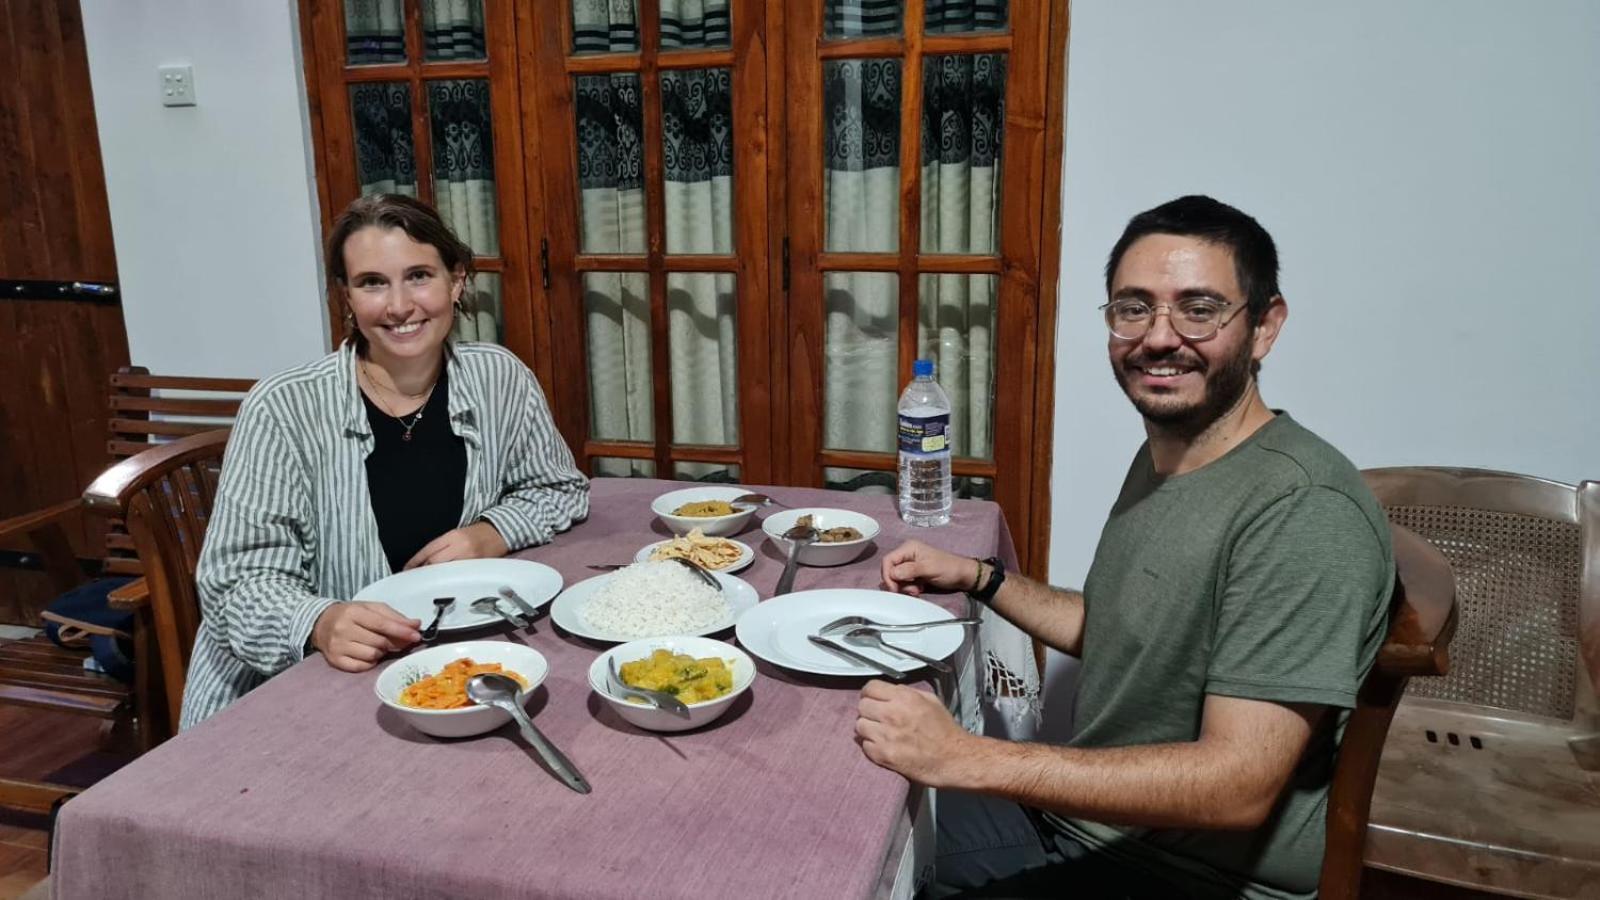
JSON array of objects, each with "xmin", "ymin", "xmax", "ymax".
[{"xmin": 180, "ymin": 341, "xmax": 589, "ymax": 728}]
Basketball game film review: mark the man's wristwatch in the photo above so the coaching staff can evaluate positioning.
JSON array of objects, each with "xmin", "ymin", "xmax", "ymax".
[{"xmin": 968, "ymin": 555, "xmax": 1006, "ymax": 604}]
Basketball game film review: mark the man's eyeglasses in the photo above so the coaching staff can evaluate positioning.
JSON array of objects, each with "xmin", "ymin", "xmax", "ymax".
[{"xmin": 1098, "ymin": 296, "xmax": 1244, "ymax": 341}]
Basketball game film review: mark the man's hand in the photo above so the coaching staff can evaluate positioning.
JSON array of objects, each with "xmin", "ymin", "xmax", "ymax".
[
  {"xmin": 311, "ymin": 602, "xmax": 422, "ymax": 672},
  {"xmin": 403, "ymin": 521, "xmax": 509, "ymax": 570},
  {"xmin": 880, "ymin": 540, "xmax": 980, "ymax": 596},
  {"xmin": 855, "ymin": 679, "xmax": 975, "ymax": 787}
]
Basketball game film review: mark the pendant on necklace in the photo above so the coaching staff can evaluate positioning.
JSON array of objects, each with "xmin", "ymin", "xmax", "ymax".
[{"xmin": 402, "ymin": 432, "xmax": 413, "ymax": 442}]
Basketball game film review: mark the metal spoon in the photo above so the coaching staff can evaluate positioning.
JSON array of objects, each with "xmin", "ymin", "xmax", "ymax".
[
  {"xmin": 668, "ymin": 556, "xmax": 722, "ymax": 592},
  {"xmin": 586, "ymin": 558, "xmax": 722, "ymax": 592},
  {"xmin": 467, "ymin": 673, "xmax": 590, "ymax": 794},
  {"xmin": 471, "ymin": 596, "xmax": 528, "ymax": 629},
  {"xmin": 843, "ymin": 626, "xmax": 955, "ymax": 675},
  {"xmin": 774, "ymin": 523, "xmax": 818, "ymax": 595},
  {"xmin": 420, "ymin": 597, "xmax": 453, "ymax": 643},
  {"xmin": 607, "ymin": 656, "xmax": 691, "ymax": 719},
  {"xmin": 731, "ymin": 492, "xmax": 786, "ymax": 509}
]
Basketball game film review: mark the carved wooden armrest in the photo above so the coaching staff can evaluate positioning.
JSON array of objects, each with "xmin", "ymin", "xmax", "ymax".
[{"xmin": 107, "ymin": 577, "xmax": 150, "ymax": 611}]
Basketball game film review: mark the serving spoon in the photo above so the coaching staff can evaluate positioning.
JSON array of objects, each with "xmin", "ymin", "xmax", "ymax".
[
  {"xmin": 467, "ymin": 673, "xmax": 591, "ymax": 794},
  {"xmin": 774, "ymin": 523, "xmax": 818, "ymax": 596},
  {"xmin": 730, "ymin": 493, "xmax": 786, "ymax": 509},
  {"xmin": 606, "ymin": 656, "xmax": 691, "ymax": 719}
]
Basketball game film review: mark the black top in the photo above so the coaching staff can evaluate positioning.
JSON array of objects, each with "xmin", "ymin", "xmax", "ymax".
[{"xmin": 361, "ymin": 366, "xmax": 467, "ymax": 573}]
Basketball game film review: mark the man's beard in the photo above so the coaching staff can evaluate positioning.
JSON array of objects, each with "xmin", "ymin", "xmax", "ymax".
[{"xmin": 1113, "ymin": 332, "xmax": 1255, "ymax": 438}]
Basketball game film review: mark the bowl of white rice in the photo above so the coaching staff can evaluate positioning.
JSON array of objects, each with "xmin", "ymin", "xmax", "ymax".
[{"xmin": 549, "ymin": 561, "xmax": 760, "ymax": 643}]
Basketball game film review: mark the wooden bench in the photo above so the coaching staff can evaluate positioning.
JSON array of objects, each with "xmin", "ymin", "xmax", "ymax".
[{"xmin": 0, "ymin": 369, "xmax": 252, "ymax": 813}]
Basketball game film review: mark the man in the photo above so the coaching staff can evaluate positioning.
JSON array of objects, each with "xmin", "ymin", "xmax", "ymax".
[{"xmin": 859, "ymin": 196, "xmax": 1393, "ymax": 899}]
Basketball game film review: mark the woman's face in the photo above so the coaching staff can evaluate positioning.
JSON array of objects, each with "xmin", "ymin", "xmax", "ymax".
[{"xmin": 342, "ymin": 225, "xmax": 462, "ymax": 368}]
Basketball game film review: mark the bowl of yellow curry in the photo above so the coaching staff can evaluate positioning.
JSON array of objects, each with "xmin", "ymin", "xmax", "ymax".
[
  {"xmin": 651, "ymin": 486, "xmax": 757, "ymax": 537},
  {"xmin": 588, "ymin": 636, "xmax": 755, "ymax": 732}
]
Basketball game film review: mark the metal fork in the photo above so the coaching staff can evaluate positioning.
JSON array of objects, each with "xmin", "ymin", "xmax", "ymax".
[{"xmin": 816, "ymin": 614, "xmax": 981, "ymax": 637}]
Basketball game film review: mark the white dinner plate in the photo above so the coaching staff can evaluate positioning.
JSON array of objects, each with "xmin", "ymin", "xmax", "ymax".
[
  {"xmin": 352, "ymin": 558, "xmax": 564, "ymax": 634},
  {"xmin": 633, "ymin": 537, "xmax": 755, "ymax": 573},
  {"xmin": 734, "ymin": 589, "xmax": 965, "ymax": 677},
  {"xmin": 550, "ymin": 568, "xmax": 760, "ymax": 643}
]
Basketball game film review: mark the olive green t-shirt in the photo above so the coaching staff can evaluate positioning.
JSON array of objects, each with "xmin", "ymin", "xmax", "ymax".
[{"xmin": 1044, "ymin": 413, "xmax": 1393, "ymax": 899}]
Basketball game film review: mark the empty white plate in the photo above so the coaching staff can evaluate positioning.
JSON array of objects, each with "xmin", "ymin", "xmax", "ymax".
[
  {"xmin": 734, "ymin": 589, "xmax": 965, "ymax": 677},
  {"xmin": 352, "ymin": 558, "xmax": 563, "ymax": 634}
]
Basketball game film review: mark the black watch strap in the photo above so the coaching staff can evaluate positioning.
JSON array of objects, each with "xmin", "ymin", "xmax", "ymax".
[{"xmin": 969, "ymin": 555, "xmax": 1006, "ymax": 604}]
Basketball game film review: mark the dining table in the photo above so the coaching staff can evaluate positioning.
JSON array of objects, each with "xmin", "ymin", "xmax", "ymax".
[{"xmin": 51, "ymin": 478, "xmax": 1023, "ymax": 900}]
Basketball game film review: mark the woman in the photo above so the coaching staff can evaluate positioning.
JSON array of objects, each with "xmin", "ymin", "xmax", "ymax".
[{"xmin": 181, "ymin": 195, "xmax": 589, "ymax": 728}]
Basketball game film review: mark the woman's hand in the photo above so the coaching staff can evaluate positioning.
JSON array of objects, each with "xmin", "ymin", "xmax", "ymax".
[
  {"xmin": 403, "ymin": 521, "xmax": 509, "ymax": 570},
  {"xmin": 880, "ymin": 540, "xmax": 981, "ymax": 596},
  {"xmin": 311, "ymin": 602, "xmax": 422, "ymax": 672}
]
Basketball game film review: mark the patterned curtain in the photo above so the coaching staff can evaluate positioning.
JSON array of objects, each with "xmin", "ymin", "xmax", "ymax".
[
  {"xmin": 574, "ymin": 1, "xmax": 738, "ymax": 480},
  {"xmin": 346, "ymin": 1, "xmax": 501, "ymax": 344},
  {"xmin": 821, "ymin": 0, "xmax": 1006, "ymax": 494},
  {"xmin": 919, "ymin": 52, "xmax": 1004, "ymax": 465}
]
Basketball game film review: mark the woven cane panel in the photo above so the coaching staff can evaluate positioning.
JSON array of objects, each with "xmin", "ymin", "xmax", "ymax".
[{"xmin": 1388, "ymin": 505, "xmax": 1581, "ymax": 719}]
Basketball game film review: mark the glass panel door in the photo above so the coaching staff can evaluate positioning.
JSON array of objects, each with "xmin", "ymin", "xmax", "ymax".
[
  {"xmin": 785, "ymin": 0, "xmax": 1047, "ymax": 543},
  {"xmin": 529, "ymin": 0, "xmax": 771, "ymax": 483}
]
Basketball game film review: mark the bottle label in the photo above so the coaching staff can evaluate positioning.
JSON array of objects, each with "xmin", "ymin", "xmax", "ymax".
[{"xmin": 898, "ymin": 413, "xmax": 949, "ymax": 455}]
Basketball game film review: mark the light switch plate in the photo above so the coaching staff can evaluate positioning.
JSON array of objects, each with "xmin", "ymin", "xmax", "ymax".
[{"xmin": 159, "ymin": 64, "xmax": 196, "ymax": 107}]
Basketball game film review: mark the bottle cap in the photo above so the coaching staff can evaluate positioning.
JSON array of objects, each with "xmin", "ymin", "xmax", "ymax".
[{"xmin": 913, "ymin": 359, "xmax": 934, "ymax": 377}]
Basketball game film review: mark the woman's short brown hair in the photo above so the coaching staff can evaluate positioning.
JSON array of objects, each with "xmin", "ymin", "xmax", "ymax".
[{"xmin": 326, "ymin": 194, "xmax": 476, "ymax": 350}]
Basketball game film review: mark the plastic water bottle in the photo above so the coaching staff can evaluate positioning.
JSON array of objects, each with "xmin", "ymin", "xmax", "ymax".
[{"xmin": 898, "ymin": 359, "xmax": 953, "ymax": 527}]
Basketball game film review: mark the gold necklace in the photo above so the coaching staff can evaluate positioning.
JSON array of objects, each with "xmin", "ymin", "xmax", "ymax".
[{"xmin": 361, "ymin": 361, "xmax": 437, "ymax": 442}]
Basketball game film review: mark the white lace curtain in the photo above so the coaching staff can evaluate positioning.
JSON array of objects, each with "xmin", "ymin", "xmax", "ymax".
[{"xmin": 346, "ymin": 0, "xmax": 502, "ymax": 343}]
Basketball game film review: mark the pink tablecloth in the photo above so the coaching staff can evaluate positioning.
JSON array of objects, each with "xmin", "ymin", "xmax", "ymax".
[{"xmin": 53, "ymin": 479, "xmax": 1018, "ymax": 900}]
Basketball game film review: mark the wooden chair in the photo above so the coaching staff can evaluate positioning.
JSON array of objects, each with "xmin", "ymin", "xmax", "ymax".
[
  {"xmin": 81, "ymin": 429, "xmax": 230, "ymax": 739},
  {"xmin": 1358, "ymin": 467, "xmax": 1600, "ymax": 898},
  {"xmin": 1319, "ymin": 522, "xmax": 1458, "ymax": 899},
  {"xmin": 0, "ymin": 370, "xmax": 250, "ymax": 814}
]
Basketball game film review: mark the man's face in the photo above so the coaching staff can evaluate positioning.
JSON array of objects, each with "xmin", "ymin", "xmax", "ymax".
[{"xmin": 1107, "ymin": 234, "xmax": 1259, "ymax": 434}]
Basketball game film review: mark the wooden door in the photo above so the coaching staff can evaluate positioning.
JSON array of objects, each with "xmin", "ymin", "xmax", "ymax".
[
  {"xmin": 0, "ymin": 0, "xmax": 131, "ymax": 624},
  {"xmin": 781, "ymin": 0, "xmax": 1058, "ymax": 569},
  {"xmin": 526, "ymin": 0, "xmax": 775, "ymax": 484}
]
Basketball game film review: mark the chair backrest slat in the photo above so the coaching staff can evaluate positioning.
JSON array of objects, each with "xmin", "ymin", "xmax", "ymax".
[{"xmin": 97, "ymin": 367, "xmax": 252, "ymax": 578}]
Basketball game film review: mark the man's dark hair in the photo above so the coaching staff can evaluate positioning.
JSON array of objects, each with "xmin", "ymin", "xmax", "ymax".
[{"xmin": 1104, "ymin": 195, "xmax": 1280, "ymax": 326}]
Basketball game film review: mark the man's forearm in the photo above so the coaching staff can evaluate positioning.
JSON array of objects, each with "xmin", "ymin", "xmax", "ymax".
[
  {"xmin": 942, "ymin": 734, "xmax": 1280, "ymax": 831},
  {"xmin": 981, "ymin": 565, "xmax": 1086, "ymax": 656}
]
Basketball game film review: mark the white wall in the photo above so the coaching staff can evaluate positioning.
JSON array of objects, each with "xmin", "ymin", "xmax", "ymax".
[
  {"xmin": 82, "ymin": 0, "xmax": 328, "ymax": 378},
  {"xmin": 1042, "ymin": 0, "xmax": 1600, "ymax": 737}
]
